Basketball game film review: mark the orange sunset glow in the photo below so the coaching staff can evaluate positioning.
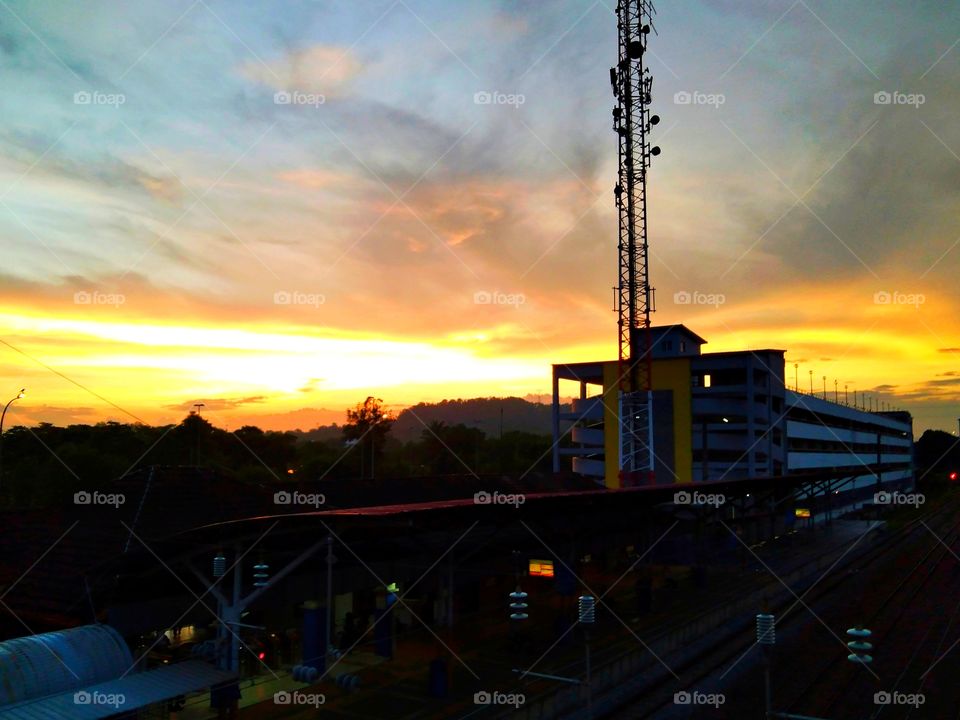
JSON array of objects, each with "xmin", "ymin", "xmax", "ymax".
[{"xmin": 0, "ymin": 0, "xmax": 957, "ymax": 434}]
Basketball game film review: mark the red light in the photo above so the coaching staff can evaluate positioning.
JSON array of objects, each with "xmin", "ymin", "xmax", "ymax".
[
  {"xmin": 258, "ymin": 652, "xmax": 265, "ymax": 660},
  {"xmin": 950, "ymin": 471, "xmax": 958, "ymax": 481}
]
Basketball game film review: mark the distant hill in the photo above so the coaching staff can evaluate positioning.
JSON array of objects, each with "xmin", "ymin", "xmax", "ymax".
[
  {"xmin": 296, "ymin": 424, "xmax": 345, "ymax": 443},
  {"xmin": 391, "ymin": 397, "xmax": 553, "ymax": 441},
  {"xmin": 293, "ymin": 397, "xmax": 555, "ymax": 443}
]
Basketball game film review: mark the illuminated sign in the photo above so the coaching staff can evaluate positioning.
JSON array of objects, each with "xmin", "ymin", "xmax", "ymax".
[
  {"xmin": 528, "ymin": 559, "xmax": 555, "ymax": 578},
  {"xmin": 795, "ymin": 508, "xmax": 811, "ymax": 519}
]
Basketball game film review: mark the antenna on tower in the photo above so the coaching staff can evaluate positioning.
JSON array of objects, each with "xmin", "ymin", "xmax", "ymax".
[{"xmin": 611, "ymin": 0, "xmax": 661, "ymax": 486}]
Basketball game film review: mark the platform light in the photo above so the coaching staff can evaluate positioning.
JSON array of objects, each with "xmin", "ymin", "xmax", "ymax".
[
  {"xmin": 529, "ymin": 559, "xmax": 555, "ymax": 578},
  {"xmin": 509, "ymin": 587, "xmax": 529, "ymax": 621},
  {"xmin": 756, "ymin": 614, "xmax": 775, "ymax": 645},
  {"xmin": 213, "ymin": 551, "xmax": 226, "ymax": 578},
  {"xmin": 846, "ymin": 627, "xmax": 873, "ymax": 664},
  {"xmin": 578, "ymin": 595, "xmax": 596, "ymax": 624},
  {"xmin": 795, "ymin": 508, "xmax": 811, "ymax": 519}
]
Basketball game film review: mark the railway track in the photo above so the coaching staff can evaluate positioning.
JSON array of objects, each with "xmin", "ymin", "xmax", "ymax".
[
  {"xmin": 778, "ymin": 493, "xmax": 960, "ymax": 718},
  {"xmin": 606, "ymin": 491, "xmax": 960, "ymax": 719}
]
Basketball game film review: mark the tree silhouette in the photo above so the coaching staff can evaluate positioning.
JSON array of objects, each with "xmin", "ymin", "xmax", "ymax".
[{"xmin": 343, "ymin": 397, "xmax": 394, "ymax": 479}]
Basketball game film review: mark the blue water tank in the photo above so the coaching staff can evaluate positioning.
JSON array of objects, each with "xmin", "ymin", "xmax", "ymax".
[{"xmin": 0, "ymin": 624, "xmax": 133, "ymax": 705}]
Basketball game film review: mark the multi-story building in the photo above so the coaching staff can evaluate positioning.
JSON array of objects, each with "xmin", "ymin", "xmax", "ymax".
[{"xmin": 551, "ymin": 325, "xmax": 913, "ymax": 493}]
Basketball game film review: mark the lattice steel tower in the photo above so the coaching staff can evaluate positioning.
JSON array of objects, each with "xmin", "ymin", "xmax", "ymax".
[{"xmin": 611, "ymin": 0, "xmax": 661, "ymax": 484}]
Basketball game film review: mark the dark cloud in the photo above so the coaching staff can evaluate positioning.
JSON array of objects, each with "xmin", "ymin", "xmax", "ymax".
[
  {"xmin": 0, "ymin": 31, "xmax": 19, "ymax": 56},
  {"xmin": 1, "ymin": 129, "xmax": 186, "ymax": 202},
  {"xmin": 923, "ymin": 378, "xmax": 960, "ymax": 388},
  {"xmin": 298, "ymin": 378, "xmax": 324, "ymax": 394},
  {"xmin": 164, "ymin": 397, "xmax": 267, "ymax": 412},
  {"xmin": 704, "ymin": 5, "xmax": 960, "ymax": 286}
]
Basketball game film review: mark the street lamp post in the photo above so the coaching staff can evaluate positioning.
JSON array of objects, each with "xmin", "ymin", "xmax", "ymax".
[
  {"xmin": 794, "ymin": 364, "xmax": 798, "ymax": 392},
  {"xmin": 808, "ymin": 370, "xmax": 813, "ymax": 395},
  {"xmin": 822, "ymin": 376, "xmax": 826, "ymax": 399},
  {"xmin": 0, "ymin": 388, "xmax": 25, "ymax": 491}
]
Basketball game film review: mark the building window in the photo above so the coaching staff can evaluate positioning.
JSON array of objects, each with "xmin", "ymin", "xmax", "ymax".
[
  {"xmin": 663, "ymin": 340, "xmax": 673, "ymax": 351},
  {"xmin": 704, "ymin": 374, "xmax": 712, "ymax": 388},
  {"xmin": 680, "ymin": 341, "xmax": 686, "ymax": 353}
]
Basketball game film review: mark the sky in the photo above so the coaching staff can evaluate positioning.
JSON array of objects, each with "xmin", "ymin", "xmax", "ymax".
[{"xmin": 0, "ymin": 0, "xmax": 957, "ymax": 434}]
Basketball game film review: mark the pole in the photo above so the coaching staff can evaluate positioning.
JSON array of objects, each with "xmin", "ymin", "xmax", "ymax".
[
  {"xmin": 808, "ymin": 370, "xmax": 813, "ymax": 395},
  {"xmin": 702, "ymin": 419, "xmax": 709, "ymax": 482},
  {"xmin": 325, "ymin": 535, "xmax": 334, "ymax": 665},
  {"xmin": 231, "ymin": 543, "xmax": 242, "ymax": 673},
  {"xmin": 499, "ymin": 406, "xmax": 504, "ymax": 475},
  {"xmin": 764, "ymin": 649, "xmax": 772, "ymax": 720},
  {"xmin": 822, "ymin": 376, "xmax": 826, "ymax": 399},
  {"xmin": 584, "ymin": 627, "xmax": 592, "ymax": 720},
  {"xmin": 756, "ymin": 613, "xmax": 775, "ymax": 719},
  {"xmin": 794, "ymin": 364, "xmax": 798, "ymax": 392},
  {"xmin": 834, "ymin": 379, "xmax": 838, "ymax": 403}
]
